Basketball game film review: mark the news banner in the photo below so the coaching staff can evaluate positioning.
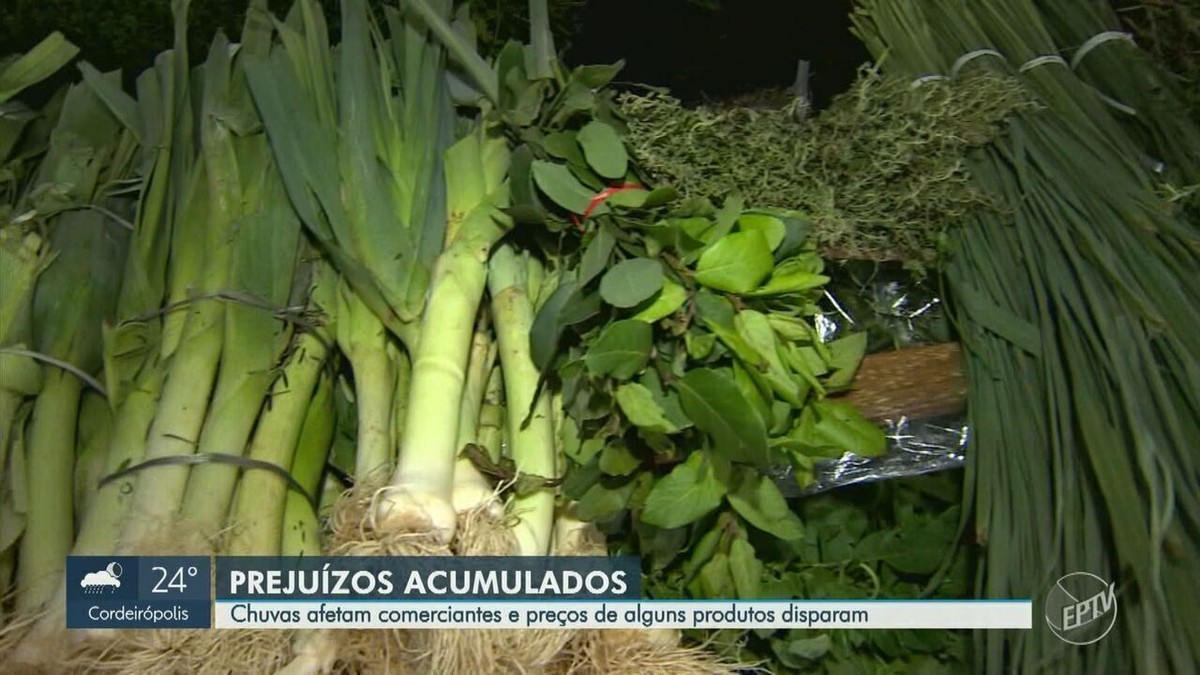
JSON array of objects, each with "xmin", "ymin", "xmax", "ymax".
[{"xmin": 66, "ymin": 556, "xmax": 1032, "ymax": 631}]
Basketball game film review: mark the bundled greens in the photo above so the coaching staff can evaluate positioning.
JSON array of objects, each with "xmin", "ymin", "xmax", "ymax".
[
  {"xmin": 7, "ymin": 67, "xmax": 135, "ymax": 616},
  {"xmin": 18, "ymin": 0, "xmax": 1182, "ymax": 673},
  {"xmin": 618, "ymin": 70, "xmax": 1033, "ymax": 262},
  {"xmin": 854, "ymin": 1, "xmax": 1200, "ymax": 673},
  {"xmin": 704, "ymin": 473, "xmax": 970, "ymax": 673},
  {"xmin": 1116, "ymin": 0, "xmax": 1200, "ymax": 122},
  {"xmin": 245, "ymin": 0, "xmax": 517, "ymax": 550},
  {"xmin": 1038, "ymin": 0, "xmax": 1200, "ymax": 222},
  {"xmin": 0, "ymin": 33, "xmax": 82, "ymax": 609},
  {"xmin": 0, "ymin": 1, "xmax": 923, "ymax": 671}
]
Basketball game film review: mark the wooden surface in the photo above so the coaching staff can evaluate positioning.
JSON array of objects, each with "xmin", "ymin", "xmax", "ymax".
[{"xmin": 837, "ymin": 342, "xmax": 968, "ymax": 422}]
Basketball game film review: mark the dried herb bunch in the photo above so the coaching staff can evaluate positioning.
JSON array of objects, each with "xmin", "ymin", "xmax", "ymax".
[{"xmin": 618, "ymin": 68, "xmax": 1033, "ymax": 263}]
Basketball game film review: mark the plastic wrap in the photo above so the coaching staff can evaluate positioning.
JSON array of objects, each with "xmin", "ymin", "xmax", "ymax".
[
  {"xmin": 774, "ymin": 414, "xmax": 969, "ymax": 497},
  {"xmin": 775, "ymin": 262, "xmax": 970, "ymax": 495},
  {"xmin": 816, "ymin": 260, "xmax": 951, "ymax": 349}
]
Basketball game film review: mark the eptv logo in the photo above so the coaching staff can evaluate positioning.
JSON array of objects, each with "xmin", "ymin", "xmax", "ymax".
[{"xmin": 1044, "ymin": 572, "xmax": 1117, "ymax": 645}]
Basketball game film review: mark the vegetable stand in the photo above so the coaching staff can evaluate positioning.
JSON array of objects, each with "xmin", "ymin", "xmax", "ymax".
[{"xmin": 1, "ymin": 0, "xmax": 1196, "ymax": 673}]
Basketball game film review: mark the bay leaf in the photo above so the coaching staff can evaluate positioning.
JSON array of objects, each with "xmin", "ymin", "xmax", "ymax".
[
  {"xmin": 600, "ymin": 258, "xmax": 664, "ymax": 308},
  {"xmin": 695, "ymin": 230, "xmax": 774, "ymax": 294},
  {"xmin": 616, "ymin": 382, "xmax": 681, "ymax": 434},
  {"xmin": 641, "ymin": 452, "xmax": 726, "ymax": 529},
  {"xmin": 674, "ymin": 368, "xmax": 770, "ymax": 466},
  {"xmin": 577, "ymin": 120, "xmax": 628, "ymax": 179},
  {"xmin": 584, "ymin": 319, "xmax": 652, "ymax": 380},
  {"xmin": 532, "ymin": 160, "xmax": 594, "ymax": 214}
]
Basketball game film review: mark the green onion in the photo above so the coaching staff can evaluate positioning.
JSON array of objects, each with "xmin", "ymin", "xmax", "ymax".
[{"xmin": 853, "ymin": 1, "xmax": 1200, "ymax": 670}]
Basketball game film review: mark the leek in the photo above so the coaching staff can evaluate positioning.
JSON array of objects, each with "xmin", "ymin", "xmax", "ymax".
[
  {"xmin": 120, "ymin": 27, "xmax": 283, "ymax": 549},
  {"xmin": 487, "ymin": 244, "xmax": 556, "ymax": 556},
  {"xmin": 378, "ymin": 125, "xmax": 511, "ymax": 542},
  {"xmin": 177, "ymin": 152, "xmax": 303, "ymax": 534},
  {"xmin": 11, "ymin": 25, "xmax": 193, "ymax": 657},
  {"xmin": 277, "ymin": 360, "xmax": 339, "ymax": 675},
  {"xmin": 335, "ymin": 282, "xmax": 397, "ymax": 478},
  {"xmin": 72, "ymin": 391, "xmax": 113, "ymax": 523},
  {"xmin": 14, "ymin": 69, "xmax": 134, "ymax": 612},
  {"xmin": 450, "ymin": 315, "xmax": 500, "ymax": 515},
  {"xmin": 281, "ymin": 361, "xmax": 338, "ymax": 558},
  {"xmin": 227, "ymin": 266, "xmax": 335, "ymax": 555},
  {"xmin": 0, "ymin": 229, "xmax": 50, "ymax": 479},
  {"xmin": 19, "ymin": 208, "xmax": 129, "ymax": 613}
]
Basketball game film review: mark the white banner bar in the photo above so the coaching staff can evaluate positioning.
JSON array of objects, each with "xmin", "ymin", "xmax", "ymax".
[{"xmin": 214, "ymin": 599, "xmax": 1031, "ymax": 630}]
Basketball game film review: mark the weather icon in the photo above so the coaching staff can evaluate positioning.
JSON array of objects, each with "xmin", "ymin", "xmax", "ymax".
[{"xmin": 80, "ymin": 562, "xmax": 123, "ymax": 594}]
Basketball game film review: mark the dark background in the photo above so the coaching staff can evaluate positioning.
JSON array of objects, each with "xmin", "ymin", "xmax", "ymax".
[
  {"xmin": 0, "ymin": 0, "xmax": 867, "ymax": 109},
  {"xmin": 569, "ymin": 0, "xmax": 866, "ymax": 108}
]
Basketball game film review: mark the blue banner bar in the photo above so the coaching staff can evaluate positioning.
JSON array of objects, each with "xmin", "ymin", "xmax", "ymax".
[{"xmin": 66, "ymin": 556, "xmax": 212, "ymax": 629}]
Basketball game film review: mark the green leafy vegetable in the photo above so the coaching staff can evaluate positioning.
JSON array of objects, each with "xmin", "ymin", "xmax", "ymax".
[
  {"xmin": 599, "ymin": 258, "xmax": 664, "ymax": 308},
  {"xmin": 727, "ymin": 467, "xmax": 805, "ymax": 541},
  {"xmin": 615, "ymin": 383, "xmax": 680, "ymax": 434},
  {"xmin": 642, "ymin": 452, "xmax": 727, "ymax": 530},
  {"xmin": 676, "ymin": 369, "xmax": 770, "ymax": 466},
  {"xmin": 631, "ymin": 279, "xmax": 687, "ymax": 323},
  {"xmin": 583, "ymin": 319, "xmax": 652, "ymax": 379},
  {"xmin": 532, "ymin": 160, "xmax": 597, "ymax": 214},
  {"xmin": 576, "ymin": 120, "xmax": 628, "ymax": 179},
  {"xmin": 694, "ymin": 230, "xmax": 774, "ymax": 293}
]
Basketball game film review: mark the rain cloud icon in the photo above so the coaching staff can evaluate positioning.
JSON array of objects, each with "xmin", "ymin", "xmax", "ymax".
[{"xmin": 80, "ymin": 562, "xmax": 123, "ymax": 594}]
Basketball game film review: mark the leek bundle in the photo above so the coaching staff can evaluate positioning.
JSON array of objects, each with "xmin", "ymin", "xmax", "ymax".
[
  {"xmin": 245, "ymin": 0, "xmax": 500, "ymax": 550},
  {"xmin": 7, "ymin": 68, "xmax": 136, "ymax": 618},
  {"xmin": 8, "ymin": 2, "xmax": 320, "ymax": 666}
]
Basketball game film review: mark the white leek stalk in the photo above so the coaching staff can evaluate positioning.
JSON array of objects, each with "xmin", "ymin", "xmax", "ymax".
[
  {"xmin": 374, "ymin": 128, "xmax": 510, "ymax": 543},
  {"xmin": 488, "ymin": 244, "xmax": 557, "ymax": 556}
]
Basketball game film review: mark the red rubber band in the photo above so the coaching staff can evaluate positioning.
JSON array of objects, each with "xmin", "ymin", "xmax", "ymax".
[{"xmin": 571, "ymin": 183, "xmax": 644, "ymax": 229}]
